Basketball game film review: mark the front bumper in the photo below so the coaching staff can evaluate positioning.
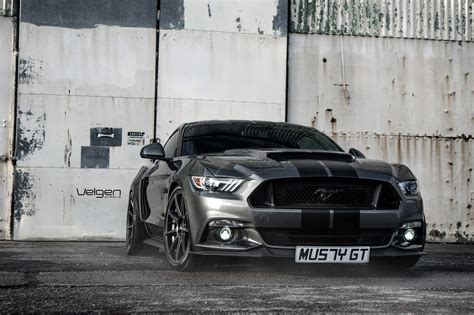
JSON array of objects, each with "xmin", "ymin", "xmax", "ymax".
[
  {"xmin": 183, "ymin": 177, "xmax": 426, "ymax": 260},
  {"xmin": 191, "ymin": 244, "xmax": 425, "ymax": 258}
]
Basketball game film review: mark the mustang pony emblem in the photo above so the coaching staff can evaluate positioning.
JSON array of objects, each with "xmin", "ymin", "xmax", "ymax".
[{"xmin": 313, "ymin": 188, "xmax": 343, "ymax": 201}]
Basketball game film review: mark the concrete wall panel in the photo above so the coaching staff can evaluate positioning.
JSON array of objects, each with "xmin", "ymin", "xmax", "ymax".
[
  {"xmin": 156, "ymin": 0, "xmax": 288, "ymax": 140},
  {"xmin": 18, "ymin": 24, "xmax": 156, "ymax": 98},
  {"xmin": 0, "ymin": 16, "xmax": 15, "ymax": 239},
  {"xmin": 156, "ymin": 98, "xmax": 285, "ymax": 140},
  {"xmin": 14, "ymin": 0, "xmax": 157, "ymax": 240},
  {"xmin": 332, "ymin": 133, "xmax": 473, "ymax": 243},
  {"xmin": 13, "ymin": 168, "xmax": 136, "ymax": 240},
  {"xmin": 288, "ymin": 34, "xmax": 473, "ymax": 136},
  {"xmin": 183, "ymin": 0, "xmax": 286, "ymax": 35},
  {"xmin": 16, "ymin": 94, "xmax": 154, "ymax": 168},
  {"xmin": 288, "ymin": 33, "xmax": 474, "ymax": 242},
  {"xmin": 0, "ymin": 17, "xmax": 14, "ymax": 156}
]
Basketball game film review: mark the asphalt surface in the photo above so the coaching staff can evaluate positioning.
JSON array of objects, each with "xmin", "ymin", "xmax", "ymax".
[{"xmin": 0, "ymin": 242, "xmax": 472, "ymax": 313}]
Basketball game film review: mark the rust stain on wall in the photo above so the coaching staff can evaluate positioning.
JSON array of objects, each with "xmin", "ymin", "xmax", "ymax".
[{"xmin": 13, "ymin": 169, "xmax": 37, "ymax": 221}]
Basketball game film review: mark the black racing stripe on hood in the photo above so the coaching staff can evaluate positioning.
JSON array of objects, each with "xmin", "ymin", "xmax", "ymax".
[
  {"xmin": 323, "ymin": 160, "xmax": 359, "ymax": 178},
  {"xmin": 333, "ymin": 211, "xmax": 360, "ymax": 234},
  {"xmin": 302, "ymin": 210, "xmax": 330, "ymax": 233},
  {"xmin": 290, "ymin": 159, "xmax": 329, "ymax": 177},
  {"xmin": 302, "ymin": 210, "xmax": 360, "ymax": 234}
]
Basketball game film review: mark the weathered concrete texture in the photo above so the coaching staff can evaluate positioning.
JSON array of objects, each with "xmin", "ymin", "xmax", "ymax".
[
  {"xmin": 181, "ymin": 0, "xmax": 286, "ymax": 36},
  {"xmin": 21, "ymin": 0, "xmax": 157, "ymax": 29},
  {"xmin": 17, "ymin": 24, "xmax": 156, "ymax": 98},
  {"xmin": 156, "ymin": 0, "xmax": 288, "ymax": 140},
  {"xmin": 0, "ymin": 16, "xmax": 15, "ymax": 240},
  {"xmin": 290, "ymin": 0, "xmax": 474, "ymax": 42},
  {"xmin": 0, "ymin": 0, "xmax": 15, "ymax": 16},
  {"xmin": 14, "ymin": 0, "xmax": 157, "ymax": 240},
  {"xmin": 16, "ymin": 95, "xmax": 154, "ymax": 168},
  {"xmin": 12, "ymin": 168, "xmax": 137, "ymax": 240},
  {"xmin": 333, "ymin": 133, "xmax": 473, "ymax": 243},
  {"xmin": 0, "ymin": 17, "xmax": 14, "ymax": 157},
  {"xmin": 0, "ymin": 242, "xmax": 473, "ymax": 313},
  {"xmin": 160, "ymin": 0, "xmax": 185, "ymax": 30},
  {"xmin": 288, "ymin": 33, "xmax": 474, "ymax": 243}
]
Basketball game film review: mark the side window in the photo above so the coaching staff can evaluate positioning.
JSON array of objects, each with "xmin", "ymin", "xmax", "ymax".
[{"xmin": 163, "ymin": 131, "xmax": 179, "ymax": 158}]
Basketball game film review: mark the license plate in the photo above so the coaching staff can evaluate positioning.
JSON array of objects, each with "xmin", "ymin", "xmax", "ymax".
[{"xmin": 295, "ymin": 246, "xmax": 370, "ymax": 263}]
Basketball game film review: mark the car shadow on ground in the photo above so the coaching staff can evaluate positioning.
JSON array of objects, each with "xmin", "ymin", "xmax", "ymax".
[{"xmin": 139, "ymin": 244, "xmax": 423, "ymax": 277}]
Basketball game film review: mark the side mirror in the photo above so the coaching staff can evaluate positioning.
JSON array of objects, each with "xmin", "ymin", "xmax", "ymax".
[
  {"xmin": 140, "ymin": 143, "xmax": 165, "ymax": 160},
  {"xmin": 349, "ymin": 148, "xmax": 366, "ymax": 159}
]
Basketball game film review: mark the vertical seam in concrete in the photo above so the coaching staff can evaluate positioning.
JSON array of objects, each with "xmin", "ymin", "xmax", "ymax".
[
  {"xmin": 153, "ymin": 0, "xmax": 160, "ymax": 141},
  {"xmin": 10, "ymin": 0, "xmax": 20, "ymax": 239},
  {"xmin": 284, "ymin": 0, "xmax": 290, "ymax": 122}
]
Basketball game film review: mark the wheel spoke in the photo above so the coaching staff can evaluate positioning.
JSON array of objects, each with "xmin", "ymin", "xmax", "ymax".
[
  {"xmin": 169, "ymin": 235, "xmax": 179, "ymax": 253},
  {"xmin": 180, "ymin": 235, "xmax": 187, "ymax": 253},
  {"xmin": 168, "ymin": 211, "xmax": 179, "ymax": 224},
  {"xmin": 175, "ymin": 237, "xmax": 183, "ymax": 261},
  {"xmin": 181, "ymin": 226, "xmax": 189, "ymax": 233},
  {"xmin": 174, "ymin": 194, "xmax": 182, "ymax": 217},
  {"xmin": 165, "ymin": 229, "xmax": 177, "ymax": 236},
  {"xmin": 179, "ymin": 197, "xmax": 185, "ymax": 216}
]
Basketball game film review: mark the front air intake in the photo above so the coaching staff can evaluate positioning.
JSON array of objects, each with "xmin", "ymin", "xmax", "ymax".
[{"xmin": 249, "ymin": 178, "xmax": 400, "ymax": 209}]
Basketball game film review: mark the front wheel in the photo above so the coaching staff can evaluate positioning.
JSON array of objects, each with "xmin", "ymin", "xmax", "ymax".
[
  {"xmin": 126, "ymin": 192, "xmax": 146, "ymax": 255},
  {"xmin": 164, "ymin": 187, "xmax": 200, "ymax": 271}
]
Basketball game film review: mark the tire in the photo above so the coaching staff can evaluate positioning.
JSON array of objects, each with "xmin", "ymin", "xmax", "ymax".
[
  {"xmin": 164, "ymin": 187, "xmax": 200, "ymax": 271},
  {"xmin": 370, "ymin": 255, "xmax": 421, "ymax": 271},
  {"xmin": 126, "ymin": 192, "xmax": 146, "ymax": 255}
]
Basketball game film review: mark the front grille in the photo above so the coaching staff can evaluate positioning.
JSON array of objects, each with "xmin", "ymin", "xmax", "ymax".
[
  {"xmin": 259, "ymin": 228, "xmax": 395, "ymax": 246},
  {"xmin": 249, "ymin": 178, "xmax": 400, "ymax": 209}
]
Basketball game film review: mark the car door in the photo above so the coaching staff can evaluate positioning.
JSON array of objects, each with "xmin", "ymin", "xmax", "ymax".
[{"xmin": 145, "ymin": 130, "xmax": 180, "ymax": 227}]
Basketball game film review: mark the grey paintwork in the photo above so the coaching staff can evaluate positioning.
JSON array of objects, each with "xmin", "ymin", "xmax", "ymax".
[{"xmin": 130, "ymin": 121, "xmax": 425, "ymax": 258}]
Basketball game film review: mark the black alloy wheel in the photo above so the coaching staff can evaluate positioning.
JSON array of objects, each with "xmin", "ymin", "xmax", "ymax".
[
  {"xmin": 126, "ymin": 193, "xmax": 145, "ymax": 255},
  {"xmin": 164, "ymin": 187, "xmax": 199, "ymax": 271}
]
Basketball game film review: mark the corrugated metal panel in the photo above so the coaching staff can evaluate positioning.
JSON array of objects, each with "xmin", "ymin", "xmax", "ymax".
[{"xmin": 290, "ymin": 0, "xmax": 474, "ymax": 42}]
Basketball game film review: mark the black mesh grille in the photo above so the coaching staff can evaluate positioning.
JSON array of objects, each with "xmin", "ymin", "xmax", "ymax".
[{"xmin": 249, "ymin": 178, "xmax": 400, "ymax": 209}]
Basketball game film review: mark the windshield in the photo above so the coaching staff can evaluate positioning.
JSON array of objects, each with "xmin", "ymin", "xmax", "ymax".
[{"xmin": 181, "ymin": 121, "xmax": 342, "ymax": 156}]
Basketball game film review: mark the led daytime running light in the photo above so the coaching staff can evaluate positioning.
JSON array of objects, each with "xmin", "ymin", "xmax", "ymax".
[{"xmin": 191, "ymin": 176, "xmax": 244, "ymax": 193}]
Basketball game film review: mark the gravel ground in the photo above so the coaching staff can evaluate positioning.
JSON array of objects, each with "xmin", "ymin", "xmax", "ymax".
[{"xmin": 0, "ymin": 242, "xmax": 472, "ymax": 313}]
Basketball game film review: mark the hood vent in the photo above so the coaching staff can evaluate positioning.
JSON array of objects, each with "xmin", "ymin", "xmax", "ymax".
[{"xmin": 267, "ymin": 151, "xmax": 354, "ymax": 163}]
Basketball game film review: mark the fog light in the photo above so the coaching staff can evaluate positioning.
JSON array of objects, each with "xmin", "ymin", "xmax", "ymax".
[
  {"xmin": 403, "ymin": 228, "xmax": 416, "ymax": 242},
  {"xmin": 218, "ymin": 227, "xmax": 233, "ymax": 242}
]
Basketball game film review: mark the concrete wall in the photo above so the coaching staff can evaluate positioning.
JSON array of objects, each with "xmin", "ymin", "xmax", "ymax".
[
  {"xmin": 2, "ymin": 0, "xmax": 473, "ymax": 243},
  {"xmin": 155, "ymin": 0, "xmax": 288, "ymax": 140},
  {"xmin": 287, "ymin": 33, "xmax": 473, "ymax": 243},
  {"xmin": 0, "ymin": 15, "xmax": 15, "ymax": 240},
  {"xmin": 13, "ymin": 0, "xmax": 157, "ymax": 240}
]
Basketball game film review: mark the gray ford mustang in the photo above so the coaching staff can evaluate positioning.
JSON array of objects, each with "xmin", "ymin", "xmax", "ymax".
[{"xmin": 127, "ymin": 120, "xmax": 425, "ymax": 271}]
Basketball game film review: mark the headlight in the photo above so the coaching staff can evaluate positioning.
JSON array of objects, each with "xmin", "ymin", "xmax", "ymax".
[
  {"xmin": 191, "ymin": 176, "xmax": 244, "ymax": 193},
  {"xmin": 398, "ymin": 180, "xmax": 419, "ymax": 196}
]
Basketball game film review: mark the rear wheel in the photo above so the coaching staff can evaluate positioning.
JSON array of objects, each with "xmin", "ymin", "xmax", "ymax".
[
  {"xmin": 126, "ymin": 192, "xmax": 146, "ymax": 255},
  {"xmin": 370, "ymin": 255, "xmax": 421, "ymax": 271},
  {"xmin": 164, "ymin": 187, "xmax": 200, "ymax": 271}
]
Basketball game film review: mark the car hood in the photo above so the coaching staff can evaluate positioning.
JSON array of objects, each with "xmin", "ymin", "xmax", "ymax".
[{"xmin": 196, "ymin": 149, "xmax": 397, "ymax": 181}]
